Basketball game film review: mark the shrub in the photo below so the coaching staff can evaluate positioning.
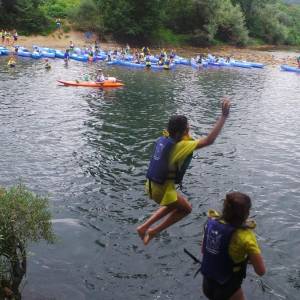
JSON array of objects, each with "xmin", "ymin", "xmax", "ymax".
[
  {"xmin": 0, "ymin": 184, "xmax": 55, "ymax": 297},
  {"xmin": 151, "ymin": 28, "xmax": 188, "ymax": 47}
]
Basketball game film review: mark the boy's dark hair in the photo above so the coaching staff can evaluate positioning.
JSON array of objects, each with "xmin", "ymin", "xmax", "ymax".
[
  {"xmin": 222, "ymin": 192, "xmax": 251, "ymax": 227},
  {"xmin": 167, "ymin": 115, "xmax": 188, "ymax": 141}
]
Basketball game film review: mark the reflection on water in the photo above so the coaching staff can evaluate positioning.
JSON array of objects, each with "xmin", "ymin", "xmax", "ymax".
[{"xmin": 0, "ymin": 56, "xmax": 299, "ymax": 300}]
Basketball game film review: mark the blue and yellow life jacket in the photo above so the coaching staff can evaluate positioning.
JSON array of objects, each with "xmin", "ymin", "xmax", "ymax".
[
  {"xmin": 200, "ymin": 218, "xmax": 248, "ymax": 284},
  {"xmin": 146, "ymin": 136, "xmax": 193, "ymax": 185}
]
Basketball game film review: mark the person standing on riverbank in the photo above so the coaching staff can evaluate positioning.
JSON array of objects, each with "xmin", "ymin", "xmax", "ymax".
[
  {"xmin": 200, "ymin": 192, "xmax": 266, "ymax": 300},
  {"xmin": 1, "ymin": 30, "xmax": 5, "ymax": 44},
  {"xmin": 137, "ymin": 99, "xmax": 230, "ymax": 245},
  {"xmin": 56, "ymin": 18, "xmax": 62, "ymax": 31},
  {"xmin": 13, "ymin": 31, "xmax": 18, "ymax": 44}
]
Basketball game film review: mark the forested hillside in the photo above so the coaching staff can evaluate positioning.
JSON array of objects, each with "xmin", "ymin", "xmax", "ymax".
[{"xmin": 1, "ymin": 0, "xmax": 300, "ymax": 46}]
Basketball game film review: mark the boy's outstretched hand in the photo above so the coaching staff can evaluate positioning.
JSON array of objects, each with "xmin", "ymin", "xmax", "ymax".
[{"xmin": 222, "ymin": 98, "xmax": 231, "ymax": 117}]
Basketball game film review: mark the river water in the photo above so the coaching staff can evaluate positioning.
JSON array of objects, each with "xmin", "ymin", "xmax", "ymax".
[{"xmin": 0, "ymin": 55, "xmax": 299, "ymax": 300}]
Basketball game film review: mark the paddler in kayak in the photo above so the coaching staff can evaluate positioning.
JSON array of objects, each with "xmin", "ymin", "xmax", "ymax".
[
  {"xmin": 297, "ymin": 55, "xmax": 300, "ymax": 68},
  {"xmin": 145, "ymin": 56, "xmax": 151, "ymax": 68},
  {"xmin": 201, "ymin": 192, "xmax": 266, "ymax": 300},
  {"xmin": 163, "ymin": 58, "xmax": 171, "ymax": 70},
  {"xmin": 95, "ymin": 69, "xmax": 105, "ymax": 83},
  {"xmin": 137, "ymin": 99, "xmax": 231, "ymax": 245}
]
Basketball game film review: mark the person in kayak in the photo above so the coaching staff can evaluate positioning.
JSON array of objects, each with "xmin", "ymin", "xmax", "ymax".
[
  {"xmin": 158, "ymin": 57, "xmax": 164, "ymax": 66},
  {"xmin": 201, "ymin": 192, "xmax": 266, "ymax": 300},
  {"xmin": 137, "ymin": 99, "xmax": 231, "ymax": 245},
  {"xmin": 163, "ymin": 58, "xmax": 171, "ymax": 70},
  {"xmin": 88, "ymin": 50, "xmax": 94, "ymax": 62},
  {"xmin": 69, "ymin": 41, "xmax": 74, "ymax": 52},
  {"xmin": 95, "ymin": 69, "xmax": 105, "ymax": 83},
  {"xmin": 145, "ymin": 56, "xmax": 151, "ymax": 68},
  {"xmin": 297, "ymin": 56, "xmax": 300, "ymax": 68}
]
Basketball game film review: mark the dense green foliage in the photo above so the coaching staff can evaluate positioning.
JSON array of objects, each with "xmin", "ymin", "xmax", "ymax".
[
  {"xmin": 0, "ymin": 0, "xmax": 50, "ymax": 34},
  {"xmin": 0, "ymin": 0, "xmax": 300, "ymax": 46},
  {"xmin": 41, "ymin": 0, "xmax": 80, "ymax": 18},
  {"xmin": 0, "ymin": 184, "xmax": 54, "ymax": 296}
]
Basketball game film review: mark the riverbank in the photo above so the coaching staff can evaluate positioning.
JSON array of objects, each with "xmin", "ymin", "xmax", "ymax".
[{"xmin": 11, "ymin": 31, "xmax": 300, "ymax": 67}]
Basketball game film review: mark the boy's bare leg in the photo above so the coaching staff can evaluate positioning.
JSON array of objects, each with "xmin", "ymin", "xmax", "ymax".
[
  {"xmin": 137, "ymin": 206, "xmax": 174, "ymax": 240},
  {"xmin": 143, "ymin": 194, "xmax": 192, "ymax": 245}
]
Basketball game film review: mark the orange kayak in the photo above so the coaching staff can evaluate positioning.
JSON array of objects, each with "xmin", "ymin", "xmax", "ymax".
[{"xmin": 57, "ymin": 80, "xmax": 124, "ymax": 88}]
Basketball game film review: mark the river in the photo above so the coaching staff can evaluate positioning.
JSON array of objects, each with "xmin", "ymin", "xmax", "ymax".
[{"xmin": 0, "ymin": 55, "xmax": 299, "ymax": 300}]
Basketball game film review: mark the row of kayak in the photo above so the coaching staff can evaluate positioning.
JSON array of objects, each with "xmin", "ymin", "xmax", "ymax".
[
  {"xmin": 0, "ymin": 46, "xmax": 107, "ymax": 62},
  {"xmin": 1, "ymin": 45, "xmax": 264, "ymax": 68},
  {"xmin": 108, "ymin": 59, "xmax": 300, "ymax": 74},
  {"xmin": 2, "ymin": 45, "xmax": 300, "ymax": 74},
  {"xmin": 106, "ymin": 58, "xmax": 264, "ymax": 70}
]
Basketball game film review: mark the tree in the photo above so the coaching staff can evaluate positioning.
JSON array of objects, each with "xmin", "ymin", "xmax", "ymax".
[
  {"xmin": 0, "ymin": 184, "xmax": 55, "ymax": 298},
  {"xmin": 69, "ymin": 0, "xmax": 104, "ymax": 33},
  {"xmin": 0, "ymin": 0, "xmax": 49, "ymax": 33},
  {"xmin": 97, "ymin": 0, "xmax": 164, "ymax": 42}
]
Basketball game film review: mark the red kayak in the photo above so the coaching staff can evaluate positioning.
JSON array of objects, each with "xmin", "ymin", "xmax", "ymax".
[{"xmin": 58, "ymin": 80, "xmax": 124, "ymax": 88}]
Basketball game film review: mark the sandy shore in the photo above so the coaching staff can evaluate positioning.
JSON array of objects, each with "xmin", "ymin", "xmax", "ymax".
[{"xmin": 6, "ymin": 31, "xmax": 300, "ymax": 67}]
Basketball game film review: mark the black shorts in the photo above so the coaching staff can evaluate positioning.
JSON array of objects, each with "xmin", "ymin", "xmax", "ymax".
[{"xmin": 202, "ymin": 272, "xmax": 244, "ymax": 300}]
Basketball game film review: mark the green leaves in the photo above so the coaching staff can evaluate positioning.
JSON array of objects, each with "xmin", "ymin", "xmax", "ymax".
[
  {"xmin": 0, "ymin": 184, "xmax": 55, "ymax": 252},
  {"xmin": 0, "ymin": 184, "xmax": 55, "ymax": 293},
  {"xmin": 0, "ymin": 0, "xmax": 300, "ymax": 47}
]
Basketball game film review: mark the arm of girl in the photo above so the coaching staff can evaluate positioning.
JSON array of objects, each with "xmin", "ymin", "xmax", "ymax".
[{"xmin": 249, "ymin": 253, "xmax": 266, "ymax": 276}]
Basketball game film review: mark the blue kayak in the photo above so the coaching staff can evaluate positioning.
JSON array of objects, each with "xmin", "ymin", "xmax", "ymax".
[
  {"xmin": 281, "ymin": 65, "xmax": 300, "ymax": 73},
  {"xmin": 248, "ymin": 62, "xmax": 264, "ymax": 68},
  {"xmin": 190, "ymin": 58, "xmax": 208, "ymax": 69},
  {"xmin": 0, "ymin": 47, "xmax": 9, "ymax": 55},
  {"xmin": 31, "ymin": 51, "xmax": 43, "ymax": 59},
  {"xmin": 55, "ymin": 50, "xmax": 65, "ymax": 59},
  {"xmin": 41, "ymin": 51, "xmax": 56, "ymax": 58},
  {"xmin": 17, "ymin": 49, "xmax": 32, "ymax": 57},
  {"xmin": 174, "ymin": 56, "xmax": 190, "ymax": 66},
  {"xmin": 208, "ymin": 61, "xmax": 231, "ymax": 67},
  {"xmin": 70, "ymin": 53, "xmax": 88, "ymax": 62},
  {"xmin": 230, "ymin": 61, "xmax": 252, "ymax": 68},
  {"xmin": 108, "ymin": 60, "xmax": 175, "ymax": 70}
]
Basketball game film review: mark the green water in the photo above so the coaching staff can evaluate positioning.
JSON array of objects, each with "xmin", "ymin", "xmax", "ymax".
[{"xmin": 0, "ymin": 56, "xmax": 299, "ymax": 299}]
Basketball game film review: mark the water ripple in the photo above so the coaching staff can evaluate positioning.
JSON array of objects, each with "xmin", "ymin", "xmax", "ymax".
[{"xmin": 0, "ymin": 56, "xmax": 300, "ymax": 299}]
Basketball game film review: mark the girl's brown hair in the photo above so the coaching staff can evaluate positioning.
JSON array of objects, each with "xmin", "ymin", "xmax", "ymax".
[{"xmin": 222, "ymin": 192, "xmax": 251, "ymax": 227}]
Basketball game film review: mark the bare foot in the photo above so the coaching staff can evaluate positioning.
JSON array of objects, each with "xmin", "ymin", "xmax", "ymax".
[
  {"xmin": 137, "ymin": 226, "xmax": 147, "ymax": 240},
  {"xmin": 143, "ymin": 229, "xmax": 156, "ymax": 245}
]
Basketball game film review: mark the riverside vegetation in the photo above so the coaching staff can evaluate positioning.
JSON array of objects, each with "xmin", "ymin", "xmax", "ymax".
[
  {"xmin": 0, "ymin": 0, "xmax": 300, "ymax": 47},
  {"xmin": 0, "ymin": 185, "xmax": 55, "ymax": 299}
]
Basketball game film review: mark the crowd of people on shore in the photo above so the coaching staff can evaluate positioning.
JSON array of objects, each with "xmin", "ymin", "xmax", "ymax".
[
  {"xmin": 2, "ymin": 31, "xmax": 300, "ymax": 70},
  {"xmin": 1, "ymin": 30, "xmax": 18, "ymax": 46}
]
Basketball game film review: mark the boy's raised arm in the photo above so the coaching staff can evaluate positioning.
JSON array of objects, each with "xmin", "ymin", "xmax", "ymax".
[{"xmin": 196, "ymin": 99, "xmax": 230, "ymax": 149}]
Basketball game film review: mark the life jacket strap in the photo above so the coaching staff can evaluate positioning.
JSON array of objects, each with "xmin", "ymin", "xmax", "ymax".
[{"xmin": 149, "ymin": 180, "xmax": 152, "ymax": 198}]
